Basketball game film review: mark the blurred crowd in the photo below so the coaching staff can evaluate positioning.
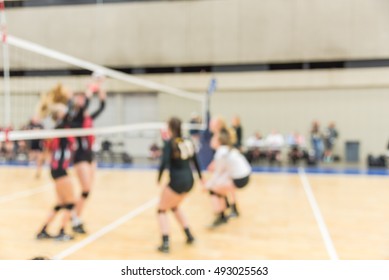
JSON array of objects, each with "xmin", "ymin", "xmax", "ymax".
[
  {"xmin": 3, "ymin": 112, "xmax": 339, "ymax": 168},
  {"xmin": 0, "ymin": 117, "xmax": 47, "ymax": 164},
  {"xmin": 181, "ymin": 114, "xmax": 338, "ymax": 168},
  {"xmin": 148, "ymin": 114, "xmax": 340, "ymax": 167},
  {"xmin": 244, "ymin": 121, "xmax": 339, "ymax": 166},
  {"xmin": 182, "ymin": 114, "xmax": 340, "ymax": 167}
]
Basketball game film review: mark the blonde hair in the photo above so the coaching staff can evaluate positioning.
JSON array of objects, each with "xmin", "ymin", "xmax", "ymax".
[
  {"xmin": 211, "ymin": 115, "xmax": 237, "ymax": 146},
  {"xmin": 50, "ymin": 103, "xmax": 68, "ymax": 122},
  {"xmin": 36, "ymin": 83, "xmax": 70, "ymax": 118},
  {"xmin": 218, "ymin": 128, "xmax": 233, "ymax": 147}
]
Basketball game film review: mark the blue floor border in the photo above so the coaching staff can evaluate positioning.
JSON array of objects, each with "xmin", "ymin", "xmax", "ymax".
[
  {"xmin": 250, "ymin": 166, "xmax": 389, "ymax": 176},
  {"xmin": 1, "ymin": 161, "xmax": 389, "ymax": 176}
]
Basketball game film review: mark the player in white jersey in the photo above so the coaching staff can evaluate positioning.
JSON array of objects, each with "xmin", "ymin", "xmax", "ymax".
[{"xmin": 205, "ymin": 128, "xmax": 251, "ymax": 227}]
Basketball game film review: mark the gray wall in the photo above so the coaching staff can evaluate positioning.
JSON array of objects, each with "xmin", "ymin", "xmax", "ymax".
[{"xmin": 4, "ymin": 0, "xmax": 389, "ymax": 67}]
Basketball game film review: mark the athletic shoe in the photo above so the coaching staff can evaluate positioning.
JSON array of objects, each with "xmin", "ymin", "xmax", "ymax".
[
  {"xmin": 54, "ymin": 232, "xmax": 74, "ymax": 242},
  {"xmin": 36, "ymin": 230, "xmax": 52, "ymax": 240},
  {"xmin": 157, "ymin": 243, "xmax": 169, "ymax": 253},
  {"xmin": 209, "ymin": 216, "xmax": 228, "ymax": 228},
  {"xmin": 228, "ymin": 210, "xmax": 240, "ymax": 219},
  {"xmin": 72, "ymin": 224, "xmax": 87, "ymax": 234},
  {"xmin": 31, "ymin": 256, "xmax": 50, "ymax": 260},
  {"xmin": 186, "ymin": 235, "xmax": 195, "ymax": 245}
]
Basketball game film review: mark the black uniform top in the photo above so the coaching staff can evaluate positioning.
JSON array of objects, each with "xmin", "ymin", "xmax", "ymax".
[
  {"xmin": 90, "ymin": 100, "xmax": 106, "ymax": 120},
  {"xmin": 68, "ymin": 98, "xmax": 90, "ymax": 129},
  {"xmin": 50, "ymin": 114, "xmax": 73, "ymax": 171},
  {"xmin": 158, "ymin": 138, "xmax": 202, "ymax": 186},
  {"xmin": 67, "ymin": 99, "xmax": 90, "ymax": 152}
]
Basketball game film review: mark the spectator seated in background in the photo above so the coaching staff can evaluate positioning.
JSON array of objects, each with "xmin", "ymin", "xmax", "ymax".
[
  {"xmin": 100, "ymin": 139, "xmax": 114, "ymax": 163},
  {"xmin": 149, "ymin": 142, "xmax": 161, "ymax": 160},
  {"xmin": 0, "ymin": 141, "xmax": 7, "ymax": 161},
  {"xmin": 4, "ymin": 140, "xmax": 15, "ymax": 162},
  {"xmin": 15, "ymin": 139, "xmax": 28, "ymax": 161},
  {"xmin": 265, "ymin": 130, "xmax": 284, "ymax": 165},
  {"xmin": 245, "ymin": 131, "xmax": 266, "ymax": 164},
  {"xmin": 0, "ymin": 126, "xmax": 17, "ymax": 162},
  {"xmin": 287, "ymin": 132, "xmax": 308, "ymax": 165}
]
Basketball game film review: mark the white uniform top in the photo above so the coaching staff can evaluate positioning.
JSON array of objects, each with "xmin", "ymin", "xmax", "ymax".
[
  {"xmin": 226, "ymin": 147, "xmax": 251, "ymax": 179},
  {"xmin": 206, "ymin": 146, "xmax": 251, "ymax": 189},
  {"xmin": 205, "ymin": 146, "xmax": 230, "ymax": 189}
]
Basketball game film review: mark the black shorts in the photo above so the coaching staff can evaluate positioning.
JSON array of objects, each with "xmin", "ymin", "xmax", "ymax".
[
  {"xmin": 169, "ymin": 177, "xmax": 194, "ymax": 194},
  {"xmin": 325, "ymin": 140, "xmax": 334, "ymax": 150},
  {"xmin": 74, "ymin": 149, "xmax": 94, "ymax": 164},
  {"xmin": 30, "ymin": 140, "xmax": 43, "ymax": 151},
  {"xmin": 51, "ymin": 168, "xmax": 67, "ymax": 180},
  {"xmin": 233, "ymin": 176, "xmax": 250, "ymax": 189},
  {"xmin": 167, "ymin": 169, "xmax": 195, "ymax": 194},
  {"xmin": 169, "ymin": 183, "xmax": 193, "ymax": 194}
]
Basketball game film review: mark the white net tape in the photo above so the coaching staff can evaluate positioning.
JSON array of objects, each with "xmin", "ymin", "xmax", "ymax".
[
  {"xmin": 0, "ymin": 122, "xmax": 205, "ymax": 142},
  {"xmin": 0, "ymin": 32, "xmax": 204, "ymax": 102}
]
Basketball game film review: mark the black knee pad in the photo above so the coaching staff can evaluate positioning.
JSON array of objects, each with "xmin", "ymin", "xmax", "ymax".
[
  {"xmin": 209, "ymin": 190, "xmax": 222, "ymax": 198},
  {"xmin": 158, "ymin": 209, "xmax": 166, "ymax": 214},
  {"xmin": 171, "ymin": 207, "xmax": 177, "ymax": 212},
  {"xmin": 81, "ymin": 191, "xmax": 90, "ymax": 199},
  {"xmin": 209, "ymin": 190, "xmax": 216, "ymax": 196},
  {"xmin": 54, "ymin": 205, "xmax": 62, "ymax": 212},
  {"xmin": 64, "ymin": 203, "xmax": 75, "ymax": 210}
]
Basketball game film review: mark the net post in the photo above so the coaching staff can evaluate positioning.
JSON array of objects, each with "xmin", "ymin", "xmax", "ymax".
[{"xmin": 0, "ymin": 0, "xmax": 11, "ymax": 127}]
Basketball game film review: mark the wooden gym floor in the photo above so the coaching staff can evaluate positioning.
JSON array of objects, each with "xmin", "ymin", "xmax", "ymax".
[{"xmin": 1, "ymin": 166, "xmax": 389, "ymax": 260}]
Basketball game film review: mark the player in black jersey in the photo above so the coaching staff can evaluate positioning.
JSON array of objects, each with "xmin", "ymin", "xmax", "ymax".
[
  {"xmin": 156, "ymin": 117, "xmax": 203, "ymax": 253},
  {"xmin": 36, "ymin": 103, "xmax": 76, "ymax": 241},
  {"xmin": 71, "ymin": 78, "xmax": 106, "ymax": 234},
  {"xmin": 73, "ymin": 86, "xmax": 106, "ymax": 234}
]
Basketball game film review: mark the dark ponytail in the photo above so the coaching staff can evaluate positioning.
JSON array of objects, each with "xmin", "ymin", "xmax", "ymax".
[
  {"xmin": 168, "ymin": 117, "xmax": 183, "ymax": 159},
  {"xmin": 168, "ymin": 117, "xmax": 182, "ymax": 139}
]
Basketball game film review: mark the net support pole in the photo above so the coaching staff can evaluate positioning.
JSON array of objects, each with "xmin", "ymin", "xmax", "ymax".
[
  {"xmin": 203, "ymin": 91, "xmax": 209, "ymax": 128},
  {"xmin": 204, "ymin": 77, "xmax": 216, "ymax": 128},
  {"xmin": 0, "ymin": 0, "xmax": 11, "ymax": 127}
]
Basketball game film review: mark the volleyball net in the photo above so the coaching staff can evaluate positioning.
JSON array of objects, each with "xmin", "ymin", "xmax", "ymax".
[{"xmin": 0, "ymin": 31, "xmax": 209, "ymax": 160}]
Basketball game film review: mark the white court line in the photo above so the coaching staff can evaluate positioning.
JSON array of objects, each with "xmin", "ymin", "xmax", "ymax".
[
  {"xmin": 53, "ymin": 197, "xmax": 159, "ymax": 260},
  {"xmin": 0, "ymin": 184, "xmax": 51, "ymax": 204},
  {"xmin": 298, "ymin": 168, "xmax": 339, "ymax": 260}
]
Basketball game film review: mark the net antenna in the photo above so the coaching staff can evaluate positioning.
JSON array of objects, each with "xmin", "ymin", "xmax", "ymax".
[
  {"xmin": 204, "ymin": 77, "xmax": 217, "ymax": 127},
  {"xmin": 0, "ymin": 0, "xmax": 11, "ymax": 127}
]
